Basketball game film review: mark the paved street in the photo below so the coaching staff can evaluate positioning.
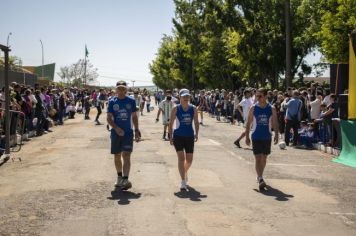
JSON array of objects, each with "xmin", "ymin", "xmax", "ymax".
[{"xmin": 1, "ymin": 108, "xmax": 356, "ymax": 236}]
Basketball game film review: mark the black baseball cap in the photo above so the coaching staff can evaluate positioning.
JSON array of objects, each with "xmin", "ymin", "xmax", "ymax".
[{"xmin": 116, "ymin": 81, "xmax": 127, "ymax": 87}]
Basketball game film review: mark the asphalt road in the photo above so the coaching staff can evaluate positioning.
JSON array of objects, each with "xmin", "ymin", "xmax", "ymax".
[{"xmin": 0, "ymin": 107, "xmax": 355, "ymax": 236}]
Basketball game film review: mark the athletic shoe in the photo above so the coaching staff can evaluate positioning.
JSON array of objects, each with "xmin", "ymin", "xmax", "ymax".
[
  {"xmin": 199, "ymin": 122, "xmax": 203, "ymax": 125},
  {"xmin": 180, "ymin": 180, "xmax": 188, "ymax": 191},
  {"xmin": 115, "ymin": 176, "xmax": 123, "ymax": 188},
  {"xmin": 120, "ymin": 178, "xmax": 132, "ymax": 190},
  {"xmin": 258, "ymin": 178, "xmax": 267, "ymax": 191},
  {"xmin": 234, "ymin": 140, "xmax": 241, "ymax": 148}
]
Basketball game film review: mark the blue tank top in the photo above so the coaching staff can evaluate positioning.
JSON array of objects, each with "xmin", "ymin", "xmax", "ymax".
[
  {"xmin": 251, "ymin": 103, "xmax": 273, "ymax": 140},
  {"xmin": 174, "ymin": 104, "xmax": 195, "ymax": 137}
]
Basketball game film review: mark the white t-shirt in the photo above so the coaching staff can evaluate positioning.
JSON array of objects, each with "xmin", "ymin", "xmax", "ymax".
[
  {"xmin": 239, "ymin": 97, "xmax": 254, "ymax": 121},
  {"xmin": 310, "ymin": 98, "xmax": 321, "ymax": 120},
  {"xmin": 323, "ymin": 95, "xmax": 331, "ymax": 106},
  {"xmin": 159, "ymin": 100, "xmax": 174, "ymax": 124}
]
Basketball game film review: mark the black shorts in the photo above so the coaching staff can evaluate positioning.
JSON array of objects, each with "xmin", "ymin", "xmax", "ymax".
[
  {"xmin": 252, "ymin": 139, "xmax": 271, "ymax": 155},
  {"xmin": 111, "ymin": 132, "xmax": 133, "ymax": 154},
  {"xmin": 173, "ymin": 136, "xmax": 194, "ymax": 153}
]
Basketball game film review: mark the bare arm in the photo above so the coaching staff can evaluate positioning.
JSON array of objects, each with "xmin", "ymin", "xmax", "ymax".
[
  {"xmin": 245, "ymin": 106, "xmax": 254, "ymax": 137},
  {"xmin": 193, "ymin": 107, "xmax": 199, "ymax": 140},
  {"xmin": 132, "ymin": 110, "xmax": 140, "ymax": 141},
  {"xmin": 156, "ymin": 108, "xmax": 162, "ymax": 120},
  {"xmin": 237, "ymin": 105, "xmax": 243, "ymax": 117},
  {"xmin": 168, "ymin": 107, "xmax": 177, "ymax": 144},
  {"xmin": 245, "ymin": 106, "xmax": 254, "ymax": 146},
  {"xmin": 132, "ymin": 111, "xmax": 139, "ymax": 130},
  {"xmin": 107, "ymin": 113, "xmax": 124, "ymax": 136},
  {"xmin": 272, "ymin": 106, "xmax": 279, "ymax": 144}
]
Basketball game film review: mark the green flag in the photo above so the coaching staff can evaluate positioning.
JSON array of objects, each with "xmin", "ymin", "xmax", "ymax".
[{"xmin": 85, "ymin": 45, "xmax": 89, "ymax": 57}]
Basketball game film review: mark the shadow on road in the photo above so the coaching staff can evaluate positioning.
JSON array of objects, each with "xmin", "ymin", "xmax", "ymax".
[
  {"xmin": 254, "ymin": 185, "xmax": 294, "ymax": 201},
  {"xmin": 174, "ymin": 186, "xmax": 207, "ymax": 202},
  {"xmin": 108, "ymin": 190, "xmax": 142, "ymax": 205}
]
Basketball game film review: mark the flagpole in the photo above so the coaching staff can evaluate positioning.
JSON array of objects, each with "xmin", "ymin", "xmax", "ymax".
[{"xmin": 84, "ymin": 45, "xmax": 87, "ymax": 87}]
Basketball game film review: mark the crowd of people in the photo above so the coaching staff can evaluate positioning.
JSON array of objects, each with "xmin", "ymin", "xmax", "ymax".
[
  {"xmin": 0, "ymin": 82, "xmax": 113, "ymax": 152},
  {"xmin": 151, "ymin": 84, "xmax": 344, "ymax": 191},
  {"xmin": 154, "ymin": 83, "xmax": 344, "ymax": 151},
  {"xmin": 0, "ymin": 81, "xmax": 343, "ymax": 191}
]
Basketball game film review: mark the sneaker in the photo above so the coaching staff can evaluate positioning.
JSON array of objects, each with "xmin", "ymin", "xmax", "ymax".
[
  {"xmin": 234, "ymin": 140, "xmax": 241, "ymax": 148},
  {"xmin": 258, "ymin": 178, "xmax": 267, "ymax": 191},
  {"xmin": 199, "ymin": 122, "xmax": 204, "ymax": 126},
  {"xmin": 180, "ymin": 180, "xmax": 188, "ymax": 191},
  {"xmin": 115, "ymin": 176, "xmax": 123, "ymax": 188},
  {"xmin": 120, "ymin": 178, "xmax": 132, "ymax": 190}
]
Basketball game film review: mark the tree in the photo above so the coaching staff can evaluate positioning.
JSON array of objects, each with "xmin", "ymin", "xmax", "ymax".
[
  {"xmin": 318, "ymin": 0, "xmax": 356, "ymax": 63},
  {"xmin": 0, "ymin": 55, "xmax": 24, "ymax": 72},
  {"xmin": 58, "ymin": 59, "xmax": 99, "ymax": 86},
  {"xmin": 150, "ymin": 0, "xmax": 355, "ymax": 90}
]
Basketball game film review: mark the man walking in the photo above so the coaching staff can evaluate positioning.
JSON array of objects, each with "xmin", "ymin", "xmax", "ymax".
[
  {"xmin": 156, "ymin": 90, "xmax": 175, "ymax": 140},
  {"xmin": 234, "ymin": 89, "xmax": 253, "ymax": 148},
  {"xmin": 107, "ymin": 81, "xmax": 141, "ymax": 190},
  {"xmin": 245, "ymin": 88, "xmax": 278, "ymax": 191},
  {"xmin": 285, "ymin": 90, "xmax": 302, "ymax": 146}
]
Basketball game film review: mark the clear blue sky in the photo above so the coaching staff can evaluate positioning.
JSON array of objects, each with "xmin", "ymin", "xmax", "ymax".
[
  {"xmin": 0, "ymin": 0, "xmax": 175, "ymax": 86},
  {"xmin": 1, "ymin": 0, "xmax": 326, "ymax": 87}
]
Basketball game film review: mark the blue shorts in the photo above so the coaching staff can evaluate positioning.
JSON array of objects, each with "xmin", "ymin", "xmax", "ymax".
[{"xmin": 111, "ymin": 131, "xmax": 133, "ymax": 154}]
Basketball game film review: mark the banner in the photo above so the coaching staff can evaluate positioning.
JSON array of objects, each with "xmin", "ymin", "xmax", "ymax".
[
  {"xmin": 349, "ymin": 36, "xmax": 356, "ymax": 119},
  {"xmin": 333, "ymin": 120, "xmax": 356, "ymax": 168}
]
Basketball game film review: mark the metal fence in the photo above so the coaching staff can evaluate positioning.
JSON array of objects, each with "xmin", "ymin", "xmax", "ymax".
[{"xmin": 0, "ymin": 109, "xmax": 25, "ymax": 154}]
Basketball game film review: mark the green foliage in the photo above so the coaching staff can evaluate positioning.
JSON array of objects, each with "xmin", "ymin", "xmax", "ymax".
[
  {"xmin": 318, "ymin": 0, "xmax": 356, "ymax": 63},
  {"xmin": 150, "ymin": 0, "xmax": 355, "ymax": 89}
]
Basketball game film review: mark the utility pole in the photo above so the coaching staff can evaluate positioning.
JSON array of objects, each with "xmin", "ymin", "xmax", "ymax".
[
  {"xmin": 6, "ymin": 32, "xmax": 12, "ymax": 47},
  {"xmin": 0, "ymin": 44, "xmax": 11, "ymax": 160},
  {"xmin": 285, "ymin": 0, "xmax": 292, "ymax": 89}
]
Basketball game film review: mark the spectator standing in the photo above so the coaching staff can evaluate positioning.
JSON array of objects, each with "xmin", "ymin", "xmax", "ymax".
[{"xmin": 285, "ymin": 90, "xmax": 302, "ymax": 146}]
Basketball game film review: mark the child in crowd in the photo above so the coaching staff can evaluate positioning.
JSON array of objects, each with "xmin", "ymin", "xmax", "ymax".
[
  {"xmin": 76, "ymin": 101, "xmax": 83, "ymax": 114},
  {"xmin": 299, "ymin": 123, "xmax": 317, "ymax": 149},
  {"xmin": 66, "ymin": 102, "xmax": 76, "ymax": 119},
  {"xmin": 84, "ymin": 97, "xmax": 91, "ymax": 120}
]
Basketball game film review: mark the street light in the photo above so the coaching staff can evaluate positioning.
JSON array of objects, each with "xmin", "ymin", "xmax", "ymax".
[
  {"xmin": 39, "ymin": 39, "xmax": 44, "ymax": 79},
  {"xmin": 131, "ymin": 80, "xmax": 135, "ymax": 88},
  {"xmin": 6, "ymin": 32, "xmax": 12, "ymax": 47}
]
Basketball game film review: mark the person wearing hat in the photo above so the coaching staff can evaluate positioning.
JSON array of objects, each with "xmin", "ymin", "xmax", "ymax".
[
  {"xmin": 168, "ymin": 88, "xmax": 199, "ymax": 191},
  {"xmin": 107, "ymin": 81, "xmax": 141, "ymax": 190}
]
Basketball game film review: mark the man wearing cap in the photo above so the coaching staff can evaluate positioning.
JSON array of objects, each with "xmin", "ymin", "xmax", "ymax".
[
  {"xmin": 169, "ymin": 88, "xmax": 199, "ymax": 191},
  {"xmin": 156, "ymin": 90, "xmax": 175, "ymax": 140},
  {"xmin": 107, "ymin": 81, "xmax": 141, "ymax": 190}
]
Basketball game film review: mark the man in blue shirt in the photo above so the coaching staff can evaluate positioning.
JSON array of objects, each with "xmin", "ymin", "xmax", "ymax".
[
  {"xmin": 285, "ymin": 90, "xmax": 302, "ymax": 146},
  {"xmin": 107, "ymin": 81, "xmax": 141, "ymax": 190}
]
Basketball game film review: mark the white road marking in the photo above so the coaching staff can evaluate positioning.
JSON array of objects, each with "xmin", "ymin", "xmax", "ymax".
[
  {"xmin": 329, "ymin": 212, "xmax": 356, "ymax": 216},
  {"xmin": 228, "ymin": 151, "xmax": 252, "ymax": 163},
  {"xmin": 269, "ymin": 163, "xmax": 319, "ymax": 167},
  {"xmin": 208, "ymin": 139, "xmax": 221, "ymax": 146}
]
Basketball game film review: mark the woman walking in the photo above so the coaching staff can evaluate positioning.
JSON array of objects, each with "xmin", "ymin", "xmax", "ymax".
[{"xmin": 169, "ymin": 89, "xmax": 199, "ymax": 191}]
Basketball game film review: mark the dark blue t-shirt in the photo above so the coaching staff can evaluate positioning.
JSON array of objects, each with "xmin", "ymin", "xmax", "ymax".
[
  {"xmin": 174, "ymin": 104, "xmax": 195, "ymax": 137},
  {"xmin": 107, "ymin": 96, "xmax": 137, "ymax": 136}
]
